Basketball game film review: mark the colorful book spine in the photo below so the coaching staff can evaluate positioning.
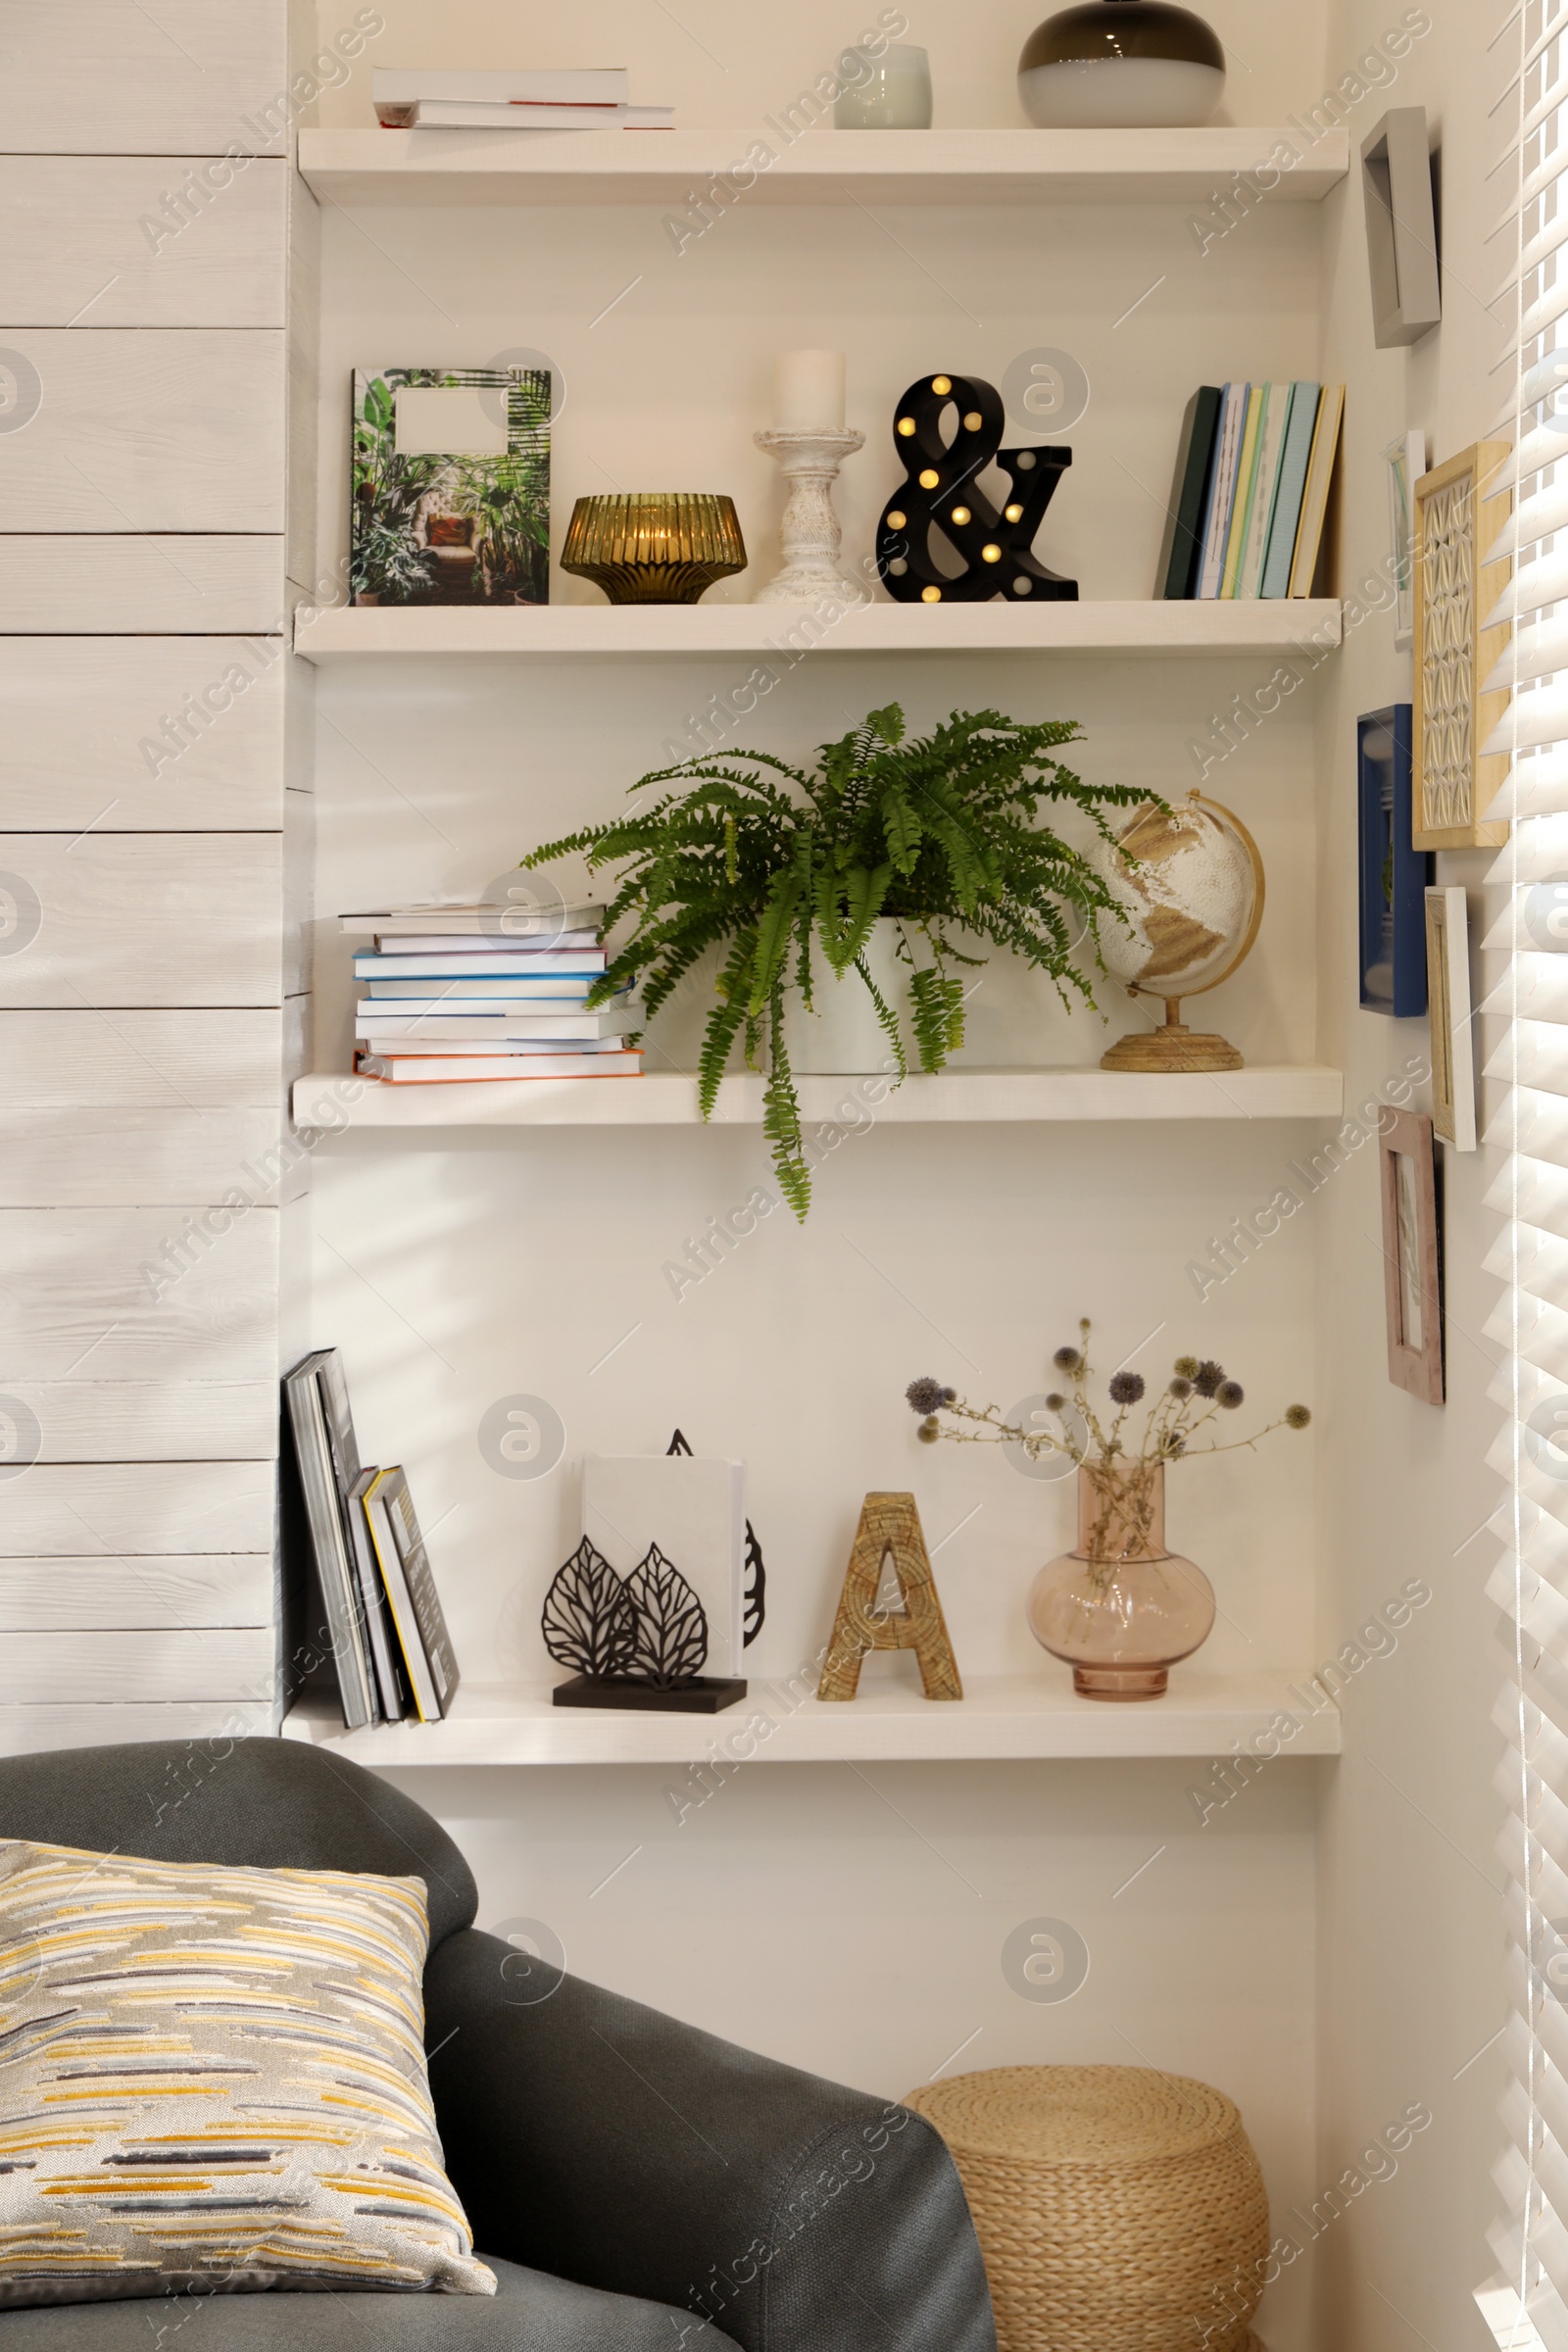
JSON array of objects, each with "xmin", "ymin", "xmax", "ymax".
[
  {"xmin": 1236, "ymin": 385, "xmax": 1292, "ymax": 599},
  {"xmin": 1157, "ymin": 385, "xmax": 1223, "ymax": 599},
  {"xmin": 1288, "ymin": 384, "xmax": 1346, "ymax": 598},
  {"xmin": 1220, "ymin": 386, "xmax": 1264, "ymax": 599},
  {"xmin": 1260, "ymin": 385, "xmax": 1321, "ymax": 599},
  {"xmin": 1198, "ymin": 386, "xmax": 1248, "ymax": 600}
]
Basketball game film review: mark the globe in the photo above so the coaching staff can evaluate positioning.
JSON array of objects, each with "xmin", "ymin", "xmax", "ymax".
[{"xmin": 1089, "ymin": 790, "xmax": 1263, "ymax": 1071}]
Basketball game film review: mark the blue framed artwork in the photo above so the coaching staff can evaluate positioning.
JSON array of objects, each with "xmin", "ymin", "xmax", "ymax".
[{"xmin": 1358, "ymin": 706, "xmax": 1432, "ymax": 1016}]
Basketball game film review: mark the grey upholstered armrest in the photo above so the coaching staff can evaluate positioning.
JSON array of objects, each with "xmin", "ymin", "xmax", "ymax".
[{"xmin": 424, "ymin": 1929, "xmax": 996, "ymax": 2352}]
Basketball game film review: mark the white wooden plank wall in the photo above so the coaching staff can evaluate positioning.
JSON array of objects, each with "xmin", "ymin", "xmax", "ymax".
[
  {"xmin": 0, "ymin": 0, "xmax": 298, "ymax": 1753},
  {"xmin": 0, "ymin": 160, "xmax": 289, "ymax": 327}
]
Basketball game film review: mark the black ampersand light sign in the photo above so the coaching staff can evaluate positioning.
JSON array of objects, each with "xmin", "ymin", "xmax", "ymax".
[{"xmin": 876, "ymin": 372, "xmax": 1077, "ymax": 605}]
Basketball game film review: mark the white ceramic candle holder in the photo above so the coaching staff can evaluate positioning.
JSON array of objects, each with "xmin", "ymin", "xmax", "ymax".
[{"xmin": 752, "ymin": 426, "xmax": 866, "ymax": 605}]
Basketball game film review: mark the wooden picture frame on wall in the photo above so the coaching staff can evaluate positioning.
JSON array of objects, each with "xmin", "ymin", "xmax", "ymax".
[
  {"xmin": 1379, "ymin": 1107, "xmax": 1444, "ymax": 1404},
  {"xmin": 1411, "ymin": 440, "xmax": 1511, "ymax": 852},
  {"xmin": 1425, "ymin": 886, "xmax": 1476, "ymax": 1152}
]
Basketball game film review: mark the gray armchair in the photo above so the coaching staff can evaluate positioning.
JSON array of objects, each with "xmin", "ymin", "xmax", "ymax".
[{"xmin": 0, "ymin": 1739, "xmax": 997, "ymax": 2352}]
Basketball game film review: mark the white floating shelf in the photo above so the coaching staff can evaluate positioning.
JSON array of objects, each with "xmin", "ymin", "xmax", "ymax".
[
  {"xmin": 298, "ymin": 126, "xmax": 1348, "ymax": 209},
  {"xmin": 280, "ymin": 1675, "xmax": 1341, "ymax": 1765},
  {"xmin": 294, "ymin": 1066, "xmax": 1344, "ymax": 1130},
  {"xmin": 293, "ymin": 601, "xmax": 1343, "ymax": 662}
]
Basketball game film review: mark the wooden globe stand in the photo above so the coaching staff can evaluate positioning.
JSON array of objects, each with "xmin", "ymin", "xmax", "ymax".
[
  {"xmin": 1099, "ymin": 791, "xmax": 1264, "ymax": 1074},
  {"xmin": 1101, "ymin": 1000, "xmax": 1245, "ymax": 1072}
]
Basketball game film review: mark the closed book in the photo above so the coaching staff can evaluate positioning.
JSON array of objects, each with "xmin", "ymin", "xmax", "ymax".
[
  {"xmin": 1236, "ymin": 385, "xmax": 1292, "ymax": 599},
  {"xmin": 362, "ymin": 1468, "xmax": 459, "ymax": 1722},
  {"xmin": 373, "ymin": 931, "xmax": 601, "ymax": 956},
  {"xmin": 366, "ymin": 977, "xmax": 600, "ymax": 1000},
  {"xmin": 1288, "ymin": 384, "xmax": 1346, "ymax": 597},
  {"xmin": 380, "ymin": 100, "xmax": 674, "ymax": 128},
  {"xmin": 355, "ymin": 1008, "xmax": 635, "ymax": 1039},
  {"xmin": 1156, "ymin": 386, "xmax": 1222, "ymax": 599},
  {"xmin": 354, "ymin": 951, "xmax": 606, "ymax": 978},
  {"xmin": 583, "ymin": 1454, "xmax": 745, "ymax": 1679},
  {"xmin": 1260, "ymin": 384, "xmax": 1320, "ymax": 598},
  {"xmin": 283, "ymin": 1354, "xmax": 375, "ymax": 1730},
  {"xmin": 360, "ymin": 992, "xmax": 630, "ymax": 1016},
  {"xmin": 1220, "ymin": 385, "xmax": 1264, "ymax": 598},
  {"xmin": 340, "ymin": 903, "xmax": 605, "ymax": 937},
  {"xmin": 316, "ymin": 1350, "xmax": 407, "ymax": 1723},
  {"xmin": 356, "ymin": 1035, "xmax": 632, "ymax": 1054},
  {"xmin": 372, "ymin": 68, "xmax": 630, "ymax": 104},
  {"xmin": 357, "ymin": 1050, "xmax": 643, "ymax": 1082},
  {"xmin": 1198, "ymin": 385, "xmax": 1248, "ymax": 599}
]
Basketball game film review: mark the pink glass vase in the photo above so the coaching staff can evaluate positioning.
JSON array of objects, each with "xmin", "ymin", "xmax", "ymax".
[{"xmin": 1027, "ymin": 1460, "xmax": 1215, "ymax": 1700}]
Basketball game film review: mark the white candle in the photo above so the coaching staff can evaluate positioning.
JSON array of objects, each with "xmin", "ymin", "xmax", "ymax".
[{"xmin": 774, "ymin": 349, "xmax": 846, "ymax": 432}]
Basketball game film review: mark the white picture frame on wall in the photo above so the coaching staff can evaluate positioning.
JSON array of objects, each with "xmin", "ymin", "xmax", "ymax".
[
  {"xmin": 1386, "ymin": 428, "xmax": 1426, "ymax": 649},
  {"xmin": 1425, "ymin": 884, "xmax": 1476, "ymax": 1152}
]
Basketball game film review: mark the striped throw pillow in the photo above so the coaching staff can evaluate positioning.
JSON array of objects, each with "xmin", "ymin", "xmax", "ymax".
[{"xmin": 0, "ymin": 1839, "xmax": 496, "ymax": 2308}]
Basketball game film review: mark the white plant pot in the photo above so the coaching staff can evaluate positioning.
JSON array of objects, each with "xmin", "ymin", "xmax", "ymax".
[{"xmin": 779, "ymin": 918, "xmax": 915, "ymax": 1075}]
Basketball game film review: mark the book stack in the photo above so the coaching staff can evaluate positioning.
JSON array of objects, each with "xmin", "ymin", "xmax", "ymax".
[
  {"xmin": 372, "ymin": 69, "xmax": 674, "ymax": 131},
  {"xmin": 284, "ymin": 1350, "xmax": 460, "ymax": 1729},
  {"xmin": 1156, "ymin": 382, "xmax": 1346, "ymax": 601},
  {"xmin": 342, "ymin": 901, "xmax": 643, "ymax": 1084}
]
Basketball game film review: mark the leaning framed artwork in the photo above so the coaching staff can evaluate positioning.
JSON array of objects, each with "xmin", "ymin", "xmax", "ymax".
[
  {"xmin": 1379, "ymin": 1107, "xmax": 1444, "ymax": 1404},
  {"xmin": 1384, "ymin": 429, "xmax": 1425, "ymax": 649},
  {"xmin": 1411, "ymin": 439, "xmax": 1511, "ymax": 852},
  {"xmin": 1358, "ymin": 706, "xmax": 1432, "ymax": 1016},
  {"xmin": 1425, "ymin": 886, "xmax": 1476, "ymax": 1152}
]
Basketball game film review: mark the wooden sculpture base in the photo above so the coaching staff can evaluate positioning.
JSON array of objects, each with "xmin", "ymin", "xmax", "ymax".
[
  {"xmin": 553, "ymin": 1676, "xmax": 748, "ymax": 1714},
  {"xmin": 1102, "ymin": 1002, "xmax": 1244, "ymax": 1072},
  {"xmin": 818, "ymin": 1493, "xmax": 963, "ymax": 1702}
]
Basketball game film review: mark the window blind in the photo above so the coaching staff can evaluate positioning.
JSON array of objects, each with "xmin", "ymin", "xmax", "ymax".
[{"xmin": 1483, "ymin": 7, "xmax": 1568, "ymax": 2349}]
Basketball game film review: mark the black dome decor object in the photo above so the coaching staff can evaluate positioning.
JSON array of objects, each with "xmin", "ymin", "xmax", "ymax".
[{"xmin": 1018, "ymin": 0, "xmax": 1225, "ymax": 127}]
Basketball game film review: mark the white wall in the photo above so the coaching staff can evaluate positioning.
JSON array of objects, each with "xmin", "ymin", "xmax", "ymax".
[
  {"xmin": 298, "ymin": 5, "xmax": 1371, "ymax": 2347},
  {"xmin": 1311, "ymin": 5, "xmax": 1506, "ymax": 2349}
]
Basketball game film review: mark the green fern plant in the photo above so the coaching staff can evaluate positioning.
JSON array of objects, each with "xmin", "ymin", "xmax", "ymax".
[{"xmin": 521, "ymin": 704, "xmax": 1146, "ymax": 1218}]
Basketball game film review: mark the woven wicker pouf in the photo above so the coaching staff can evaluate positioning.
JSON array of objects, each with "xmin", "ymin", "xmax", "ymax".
[{"xmin": 905, "ymin": 2065, "xmax": 1269, "ymax": 2352}]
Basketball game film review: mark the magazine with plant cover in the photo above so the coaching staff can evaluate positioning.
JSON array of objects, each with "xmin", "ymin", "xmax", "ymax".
[{"xmin": 351, "ymin": 366, "xmax": 550, "ymax": 607}]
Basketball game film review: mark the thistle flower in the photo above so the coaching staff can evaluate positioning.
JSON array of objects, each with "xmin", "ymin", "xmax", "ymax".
[
  {"xmin": 1217, "ymin": 1380, "xmax": 1245, "ymax": 1409},
  {"xmin": 940, "ymin": 1386, "xmax": 957, "ymax": 1406},
  {"xmin": 1108, "ymin": 1370, "xmax": 1145, "ymax": 1405},
  {"xmin": 1163, "ymin": 1435, "xmax": 1187, "ymax": 1458},
  {"xmin": 906, "ymin": 1377, "xmax": 947, "ymax": 1415},
  {"xmin": 1046, "ymin": 1392, "xmax": 1066, "ymax": 1412},
  {"xmin": 1168, "ymin": 1377, "xmax": 1193, "ymax": 1399},
  {"xmin": 1053, "ymin": 1345, "xmax": 1083, "ymax": 1374},
  {"xmin": 1174, "ymin": 1355, "xmax": 1200, "ymax": 1380},
  {"xmin": 1286, "ymin": 1403, "xmax": 1311, "ymax": 1430},
  {"xmin": 1193, "ymin": 1360, "xmax": 1225, "ymax": 1398},
  {"xmin": 917, "ymin": 1416, "xmax": 941, "ymax": 1444}
]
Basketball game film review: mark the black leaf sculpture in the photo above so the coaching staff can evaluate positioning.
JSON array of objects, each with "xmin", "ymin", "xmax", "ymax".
[
  {"xmin": 624, "ymin": 1543, "xmax": 709, "ymax": 1689},
  {"xmin": 541, "ymin": 1538, "xmax": 637, "ymax": 1680},
  {"xmin": 742, "ymin": 1520, "xmax": 766, "ymax": 1649},
  {"xmin": 667, "ymin": 1427, "xmax": 766, "ymax": 1647}
]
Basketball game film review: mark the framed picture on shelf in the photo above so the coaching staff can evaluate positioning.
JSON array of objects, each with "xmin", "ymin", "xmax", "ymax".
[
  {"xmin": 1411, "ymin": 439, "xmax": 1512, "ymax": 851},
  {"xmin": 1358, "ymin": 705, "xmax": 1432, "ymax": 1016},
  {"xmin": 350, "ymin": 366, "xmax": 551, "ymax": 610},
  {"xmin": 1425, "ymin": 886, "xmax": 1476, "ymax": 1152},
  {"xmin": 1385, "ymin": 429, "xmax": 1425, "ymax": 649},
  {"xmin": 1379, "ymin": 1106, "xmax": 1444, "ymax": 1404}
]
